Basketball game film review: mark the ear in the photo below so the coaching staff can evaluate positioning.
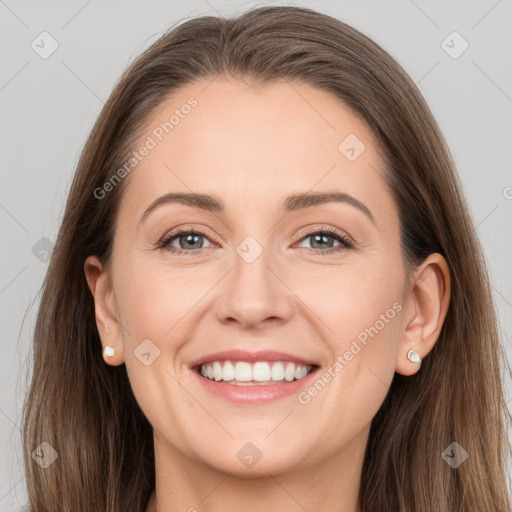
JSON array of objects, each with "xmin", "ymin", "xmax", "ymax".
[
  {"xmin": 395, "ymin": 253, "xmax": 451, "ymax": 376},
  {"xmin": 84, "ymin": 255, "xmax": 124, "ymax": 366}
]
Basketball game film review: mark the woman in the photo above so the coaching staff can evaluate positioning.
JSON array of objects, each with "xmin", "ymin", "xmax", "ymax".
[{"xmin": 22, "ymin": 5, "xmax": 511, "ymax": 511}]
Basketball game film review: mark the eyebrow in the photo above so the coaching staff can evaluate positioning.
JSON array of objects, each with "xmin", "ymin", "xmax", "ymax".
[{"xmin": 138, "ymin": 191, "xmax": 375, "ymax": 225}]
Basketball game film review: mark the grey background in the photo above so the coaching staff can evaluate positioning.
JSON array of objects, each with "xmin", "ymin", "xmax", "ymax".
[{"xmin": 1, "ymin": 0, "xmax": 511, "ymax": 509}]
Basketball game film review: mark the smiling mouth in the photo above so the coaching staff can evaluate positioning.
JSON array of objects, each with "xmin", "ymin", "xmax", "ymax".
[{"xmin": 194, "ymin": 360, "xmax": 319, "ymax": 386}]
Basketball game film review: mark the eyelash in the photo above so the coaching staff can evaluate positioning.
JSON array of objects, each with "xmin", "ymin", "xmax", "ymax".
[{"xmin": 157, "ymin": 226, "xmax": 354, "ymax": 256}]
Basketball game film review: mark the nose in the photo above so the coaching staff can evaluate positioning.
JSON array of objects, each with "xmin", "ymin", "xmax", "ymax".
[{"xmin": 213, "ymin": 243, "xmax": 294, "ymax": 330}]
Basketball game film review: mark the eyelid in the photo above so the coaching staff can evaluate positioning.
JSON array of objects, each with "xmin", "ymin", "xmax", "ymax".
[
  {"xmin": 157, "ymin": 223, "xmax": 356, "ymax": 254},
  {"xmin": 294, "ymin": 224, "xmax": 355, "ymax": 246},
  {"xmin": 158, "ymin": 224, "xmax": 222, "ymax": 247}
]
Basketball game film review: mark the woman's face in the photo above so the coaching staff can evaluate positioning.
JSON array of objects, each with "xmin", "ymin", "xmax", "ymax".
[{"xmin": 91, "ymin": 77, "xmax": 414, "ymax": 475}]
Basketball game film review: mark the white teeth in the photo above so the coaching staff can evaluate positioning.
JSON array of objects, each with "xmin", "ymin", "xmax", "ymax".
[
  {"xmin": 295, "ymin": 365, "xmax": 308, "ymax": 380},
  {"xmin": 271, "ymin": 362, "xmax": 285, "ymax": 381},
  {"xmin": 223, "ymin": 361, "xmax": 235, "ymax": 381},
  {"xmin": 198, "ymin": 360, "xmax": 313, "ymax": 384},
  {"xmin": 235, "ymin": 362, "xmax": 252, "ymax": 381},
  {"xmin": 213, "ymin": 361, "xmax": 223, "ymax": 381},
  {"xmin": 284, "ymin": 362, "xmax": 295, "ymax": 382},
  {"xmin": 253, "ymin": 361, "xmax": 271, "ymax": 381}
]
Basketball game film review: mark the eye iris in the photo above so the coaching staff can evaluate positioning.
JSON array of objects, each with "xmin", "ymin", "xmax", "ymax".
[
  {"xmin": 164, "ymin": 230, "xmax": 346, "ymax": 252},
  {"xmin": 310, "ymin": 234, "xmax": 334, "ymax": 249},
  {"xmin": 180, "ymin": 233, "xmax": 203, "ymax": 249}
]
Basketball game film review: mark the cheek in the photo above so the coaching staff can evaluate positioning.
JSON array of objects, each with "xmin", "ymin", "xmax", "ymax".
[
  {"xmin": 113, "ymin": 258, "xmax": 203, "ymax": 344},
  {"xmin": 290, "ymin": 255, "xmax": 403, "ymax": 413},
  {"xmin": 116, "ymin": 247, "xmax": 404, "ymax": 375},
  {"xmin": 289, "ymin": 254, "xmax": 404, "ymax": 352},
  {"xmin": 113, "ymin": 260, "xmax": 200, "ymax": 431},
  {"xmin": 332, "ymin": 270, "xmax": 403, "ymax": 360}
]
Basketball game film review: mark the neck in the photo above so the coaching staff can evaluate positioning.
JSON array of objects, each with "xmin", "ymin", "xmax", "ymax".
[{"xmin": 146, "ymin": 427, "xmax": 368, "ymax": 512}]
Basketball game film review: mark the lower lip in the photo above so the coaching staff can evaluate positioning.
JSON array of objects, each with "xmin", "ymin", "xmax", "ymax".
[{"xmin": 191, "ymin": 367, "xmax": 319, "ymax": 404}]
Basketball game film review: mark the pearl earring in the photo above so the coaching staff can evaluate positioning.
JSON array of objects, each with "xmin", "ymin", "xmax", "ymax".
[
  {"xmin": 103, "ymin": 345, "xmax": 116, "ymax": 358},
  {"xmin": 407, "ymin": 348, "xmax": 422, "ymax": 367}
]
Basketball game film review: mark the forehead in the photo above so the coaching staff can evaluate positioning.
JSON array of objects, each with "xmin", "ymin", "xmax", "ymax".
[{"xmin": 119, "ymin": 77, "xmax": 393, "ymax": 223}]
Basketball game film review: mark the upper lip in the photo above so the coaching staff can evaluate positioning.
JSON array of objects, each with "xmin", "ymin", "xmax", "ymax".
[{"xmin": 189, "ymin": 350, "xmax": 319, "ymax": 369}]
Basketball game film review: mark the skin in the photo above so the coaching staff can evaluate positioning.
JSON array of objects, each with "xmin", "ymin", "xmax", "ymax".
[{"xmin": 85, "ymin": 76, "xmax": 450, "ymax": 512}]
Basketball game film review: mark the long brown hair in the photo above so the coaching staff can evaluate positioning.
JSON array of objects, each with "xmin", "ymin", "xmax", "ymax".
[{"xmin": 21, "ymin": 6, "xmax": 511, "ymax": 511}]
